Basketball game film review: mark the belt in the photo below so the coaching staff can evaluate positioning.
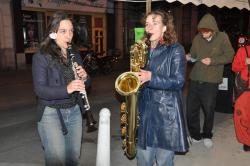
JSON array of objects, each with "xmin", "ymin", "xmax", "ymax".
[
  {"xmin": 192, "ymin": 80, "xmax": 206, "ymax": 84},
  {"xmin": 192, "ymin": 80, "xmax": 218, "ymax": 85}
]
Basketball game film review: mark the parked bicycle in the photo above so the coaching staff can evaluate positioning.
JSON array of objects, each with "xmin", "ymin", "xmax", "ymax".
[
  {"xmin": 82, "ymin": 48, "xmax": 120, "ymax": 75},
  {"xmin": 82, "ymin": 50, "xmax": 99, "ymax": 75}
]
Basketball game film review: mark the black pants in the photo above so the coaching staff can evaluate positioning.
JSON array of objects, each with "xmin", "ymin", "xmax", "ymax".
[{"xmin": 186, "ymin": 80, "xmax": 219, "ymax": 140}]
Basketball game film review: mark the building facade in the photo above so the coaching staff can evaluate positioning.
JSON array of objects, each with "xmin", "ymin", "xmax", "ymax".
[
  {"xmin": 0, "ymin": 0, "xmax": 249, "ymax": 69},
  {"xmin": 0, "ymin": 0, "xmax": 116, "ymax": 69},
  {"xmin": 115, "ymin": 1, "xmax": 250, "ymax": 57}
]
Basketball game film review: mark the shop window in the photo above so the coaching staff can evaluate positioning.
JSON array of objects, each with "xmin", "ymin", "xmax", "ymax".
[
  {"xmin": 93, "ymin": 17, "xmax": 105, "ymax": 54},
  {"xmin": 94, "ymin": 29, "xmax": 104, "ymax": 54},
  {"xmin": 22, "ymin": 11, "xmax": 45, "ymax": 54},
  {"xmin": 73, "ymin": 14, "xmax": 92, "ymax": 49}
]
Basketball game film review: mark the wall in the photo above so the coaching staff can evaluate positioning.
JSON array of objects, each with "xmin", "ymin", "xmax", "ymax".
[
  {"xmin": 115, "ymin": 1, "xmax": 124, "ymax": 58},
  {"xmin": 0, "ymin": 0, "xmax": 16, "ymax": 70}
]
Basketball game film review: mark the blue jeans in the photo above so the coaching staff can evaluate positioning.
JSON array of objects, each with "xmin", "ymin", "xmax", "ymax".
[
  {"xmin": 38, "ymin": 105, "xmax": 83, "ymax": 166},
  {"xmin": 137, "ymin": 146, "xmax": 174, "ymax": 166}
]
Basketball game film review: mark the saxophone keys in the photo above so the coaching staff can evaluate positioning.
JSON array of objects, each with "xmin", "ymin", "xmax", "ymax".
[
  {"xmin": 120, "ymin": 113, "xmax": 127, "ymax": 125},
  {"xmin": 121, "ymin": 126, "xmax": 126, "ymax": 138},
  {"xmin": 122, "ymin": 139, "xmax": 127, "ymax": 150},
  {"xmin": 120, "ymin": 102, "xmax": 126, "ymax": 113}
]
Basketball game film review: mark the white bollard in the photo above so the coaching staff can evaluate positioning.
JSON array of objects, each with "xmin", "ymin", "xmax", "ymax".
[{"xmin": 96, "ymin": 108, "xmax": 111, "ymax": 166}]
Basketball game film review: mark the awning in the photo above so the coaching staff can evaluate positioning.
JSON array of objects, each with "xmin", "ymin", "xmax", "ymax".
[
  {"xmin": 115, "ymin": 0, "xmax": 250, "ymax": 10},
  {"xmin": 167, "ymin": 0, "xmax": 249, "ymax": 10}
]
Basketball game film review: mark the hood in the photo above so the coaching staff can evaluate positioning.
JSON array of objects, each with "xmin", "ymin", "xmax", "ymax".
[{"xmin": 197, "ymin": 14, "xmax": 219, "ymax": 32}]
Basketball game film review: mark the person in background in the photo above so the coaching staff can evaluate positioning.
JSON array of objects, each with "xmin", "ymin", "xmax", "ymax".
[
  {"xmin": 232, "ymin": 37, "xmax": 250, "ymax": 152},
  {"xmin": 186, "ymin": 13, "xmax": 234, "ymax": 148},
  {"xmin": 237, "ymin": 34, "xmax": 248, "ymax": 48},
  {"xmin": 32, "ymin": 11, "xmax": 90, "ymax": 166},
  {"xmin": 136, "ymin": 10, "xmax": 189, "ymax": 166}
]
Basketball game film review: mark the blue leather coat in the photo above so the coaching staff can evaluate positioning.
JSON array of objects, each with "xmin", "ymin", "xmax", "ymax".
[
  {"xmin": 32, "ymin": 52, "xmax": 90, "ymax": 121},
  {"xmin": 137, "ymin": 43, "xmax": 189, "ymax": 152}
]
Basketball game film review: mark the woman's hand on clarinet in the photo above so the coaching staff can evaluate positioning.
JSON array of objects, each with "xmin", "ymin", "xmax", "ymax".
[
  {"xmin": 137, "ymin": 69, "xmax": 152, "ymax": 85},
  {"xmin": 67, "ymin": 80, "xmax": 85, "ymax": 94},
  {"xmin": 76, "ymin": 65, "xmax": 87, "ymax": 79}
]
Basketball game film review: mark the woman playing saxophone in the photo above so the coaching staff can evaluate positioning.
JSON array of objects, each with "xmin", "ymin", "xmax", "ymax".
[{"xmin": 135, "ymin": 10, "xmax": 189, "ymax": 166}]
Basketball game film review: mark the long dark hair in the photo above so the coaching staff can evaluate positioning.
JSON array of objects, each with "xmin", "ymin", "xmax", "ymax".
[
  {"xmin": 40, "ymin": 11, "xmax": 73, "ymax": 64},
  {"xmin": 142, "ymin": 10, "xmax": 177, "ymax": 45}
]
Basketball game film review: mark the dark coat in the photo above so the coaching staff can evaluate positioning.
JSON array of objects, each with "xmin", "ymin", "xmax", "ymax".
[
  {"xmin": 32, "ymin": 51, "xmax": 90, "ymax": 121},
  {"xmin": 137, "ymin": 43, "xmax": 189, "ymax": 152},
  {"xmin": 190, "ymin": 14, "xmax": 234, "ymax": 83}
]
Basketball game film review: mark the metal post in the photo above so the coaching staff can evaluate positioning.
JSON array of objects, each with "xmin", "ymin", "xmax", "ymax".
[
  {"xmin": 96, "ymin": 108, "xmax": 111, "ymax": 166},
  {"xmin": 146, "ymin": 0, "xmax": 152, "ymax": 14}
]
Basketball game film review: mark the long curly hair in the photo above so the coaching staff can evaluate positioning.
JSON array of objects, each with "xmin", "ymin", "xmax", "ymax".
[
  {"xmin": 40, "ymin": 11, "xmax": 74, "ymax": 65},
  {"xmin": 142, "ymin": 10, "xmax": 177, "ymax": 45}
]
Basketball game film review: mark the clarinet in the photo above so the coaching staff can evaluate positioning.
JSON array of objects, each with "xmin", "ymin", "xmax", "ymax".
[
  {"xmin": 67, "ymin": 44, "xmax": 97, "ymax": 132},
  {"xmin": 68, "ymin": 44, "xmax": 90, "ymax": 110}
]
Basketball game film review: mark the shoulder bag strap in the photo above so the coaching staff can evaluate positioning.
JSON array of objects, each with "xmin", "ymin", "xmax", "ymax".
[
  {"xmin": 244, "ymin": 46, "xmax": 250, "ymax": 91},
  {"xmin": 245, "ymin": 46, "xmax": 249, "ymax": 56},
  {"xmin": 244, "ymin": 46, "xmax": 250, "ymax": 83}
]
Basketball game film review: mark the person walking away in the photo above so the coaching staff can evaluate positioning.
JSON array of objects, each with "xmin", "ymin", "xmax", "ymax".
[
  {"xmin": 32, "ymin": 11, "xmax": 90, "ymax": 165},
  {"xmin": 232, "ymin": 38, "xmax": 250, "ymax": 152},
  {"xmin": 136, "ymin": 10, "xmax": 189, "ymax": 166},
  {"xmin": 186, "ymin": 13, "xmax": 234, "ymax": 148}
]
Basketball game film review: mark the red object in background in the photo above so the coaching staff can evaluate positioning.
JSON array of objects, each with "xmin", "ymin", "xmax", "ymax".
[
  {"xmin": 237, "ymin": 35, "xmax": 248, "ymax": 47},
  {"xmin": 234, "ymin": 92, "xmax": 250, "ymax": 146}
]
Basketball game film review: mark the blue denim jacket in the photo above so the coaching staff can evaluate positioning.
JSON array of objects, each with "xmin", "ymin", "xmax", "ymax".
[{"xmin": 32, "ymin": 51, "xmax": 90, "ymax": 121}]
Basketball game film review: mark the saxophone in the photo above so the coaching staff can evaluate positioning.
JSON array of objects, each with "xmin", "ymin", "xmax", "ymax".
[{"xmin": 115, "ymin": 34, "xmax": 150, "ymax": 159}]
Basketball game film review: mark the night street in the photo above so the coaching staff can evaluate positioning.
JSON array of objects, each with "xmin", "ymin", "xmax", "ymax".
[
  {"xmin": 0, "ymin": 0, "xmax": 249, "ymax": 165},
  {"xmin": 0, "ymin": 67, "xmax": 249, "ymax": 166}
]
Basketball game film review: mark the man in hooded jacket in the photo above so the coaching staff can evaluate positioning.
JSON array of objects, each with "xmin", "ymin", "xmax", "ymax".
[{"xmin": 186, "ymin": 13, "xmax": 234, "ymax": 148}]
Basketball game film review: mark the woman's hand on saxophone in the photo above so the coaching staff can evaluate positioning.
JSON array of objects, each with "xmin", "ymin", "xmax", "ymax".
[
  {"xmin": 137, "ymin": 69, "xmax": 152, "ymax": 84},
  {"xmin": 67, "ymin": 80, "xmax": 85, "ymax": 94}
]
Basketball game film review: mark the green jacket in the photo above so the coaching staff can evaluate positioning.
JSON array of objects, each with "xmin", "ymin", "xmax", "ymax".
[{"xmin": 189, "ymin": 14, "xmax": 235, "ymax": 83}]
